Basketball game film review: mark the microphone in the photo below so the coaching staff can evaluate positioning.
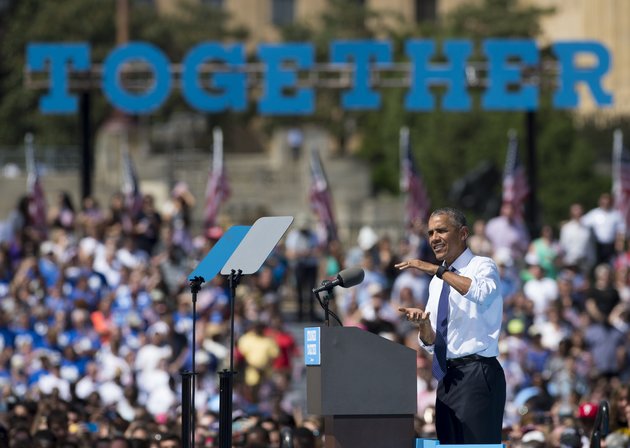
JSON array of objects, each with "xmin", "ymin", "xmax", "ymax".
[{"xmin": 312, "ymin": 267, "xmax": 365, "ymax": 294}]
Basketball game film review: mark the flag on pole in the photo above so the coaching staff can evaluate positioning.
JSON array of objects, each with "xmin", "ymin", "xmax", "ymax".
[
  {"xmin": 25, "ymin": 133, "xmax": 47, "ymax": 235},
  {"xmin": 399, "ymin": 127, "xmax": 430, "ymax": 227},
  {"xmin": 309, "ymin": 148, "xmax": 337, "ymax": 242},
  {"xmin": 121, "ymin": 141, "xmax": 143, "ymax": 221},
  {"xmin": 502, "ymin": 129, "xmax": 529, "ymax": 221},
  {"xmin": 204, "ymin": 127, "xmax": 231, "ymax": 228},
  {"xmin": 613, "ymin": 129, "xmax": 630, "ymax": 235}
]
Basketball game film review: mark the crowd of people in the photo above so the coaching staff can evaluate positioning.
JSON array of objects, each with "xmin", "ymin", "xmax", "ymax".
[{"xmin": 0, "ymin": 184, "xmax": 629, "ymax": 448}]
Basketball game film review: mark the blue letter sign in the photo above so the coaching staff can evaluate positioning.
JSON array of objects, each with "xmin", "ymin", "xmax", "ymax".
[
  {"xmin": 27, "ymin": 43, "xmax": 90, "ymax": 114},
  {"xmin": 258, "ymin": 43, "xmax": 314, "ymax": 115},
  {"xmin": 26, "ymin": 39, "xmax": 613, "ymax": 114},
  {"xmin": 331, "ymin": 40, "xmax": 392, "ymax": 109},
  {"xmin": 102, "ymin": 42, "xmax": 171, "ymax": 114},
  {"xmin": 482, "ymin": 39, "xmax": 539, "ymax": 111},
  {"xmin": 552, "ymin": 41, "xmax": 613, "ymax": 108},
  {"xmin": 182, "ymin": 43, "xmax": 247, "ymax": 112},
  {"xmin": 405, "ymin": 40, "xmax": 472, "ymax": 111}
]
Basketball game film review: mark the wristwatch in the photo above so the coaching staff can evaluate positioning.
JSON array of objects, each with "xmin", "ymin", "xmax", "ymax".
[{"xmin": 436, "ymin": 265, "xmax": 447, "ymax": 279}]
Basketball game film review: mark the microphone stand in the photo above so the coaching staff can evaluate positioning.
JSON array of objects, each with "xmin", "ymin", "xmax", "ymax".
[
  {"xmin": 314, "ymin": 280, "xmax": 332, "ymax": 327},
  {"xmin": 312, "ymin": 281, "xmax": 343, "ymax": 327}
]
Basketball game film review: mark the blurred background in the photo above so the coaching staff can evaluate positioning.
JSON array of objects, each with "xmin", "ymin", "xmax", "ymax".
[{"xmin": 1, "ymin": 0, "xmax": 629, "ymax": 237}]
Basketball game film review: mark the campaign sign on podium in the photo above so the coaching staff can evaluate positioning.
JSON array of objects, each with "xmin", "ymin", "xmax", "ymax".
[{"xmin": 304, "ymin": 327, "xmax": 321, "ymax": 366}]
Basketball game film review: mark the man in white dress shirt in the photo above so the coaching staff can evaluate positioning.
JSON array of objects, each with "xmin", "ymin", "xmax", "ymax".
[
  {"xmin": 582, "ymin": 193, "xmax": 626, "ymax": 265},
  {"xmin": 398, "ymin": 207, "xmax": 505, "ymax": 444}
]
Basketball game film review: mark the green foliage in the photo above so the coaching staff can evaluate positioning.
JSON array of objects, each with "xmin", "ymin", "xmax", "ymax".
[
  {"xmin": 0, "ymin": 0, "xmax": 247, "ymax": 146},
  {"xmin": 0, "ymin": 0, "xmax": 116, "ymax": 144},
  {"xmin": 445, "ymin": 0, "xmax": 553, "ymax": 40}
]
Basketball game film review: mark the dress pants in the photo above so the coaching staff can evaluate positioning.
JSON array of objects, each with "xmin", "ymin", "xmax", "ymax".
[{"xmin": 435, "ymin": 356, "xmax": 506, "ymax": 444}]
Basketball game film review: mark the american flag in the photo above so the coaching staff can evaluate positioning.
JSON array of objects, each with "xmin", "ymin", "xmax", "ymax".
[
  {"xmin": 502, "ymin": 129, "xmax": 529, "ymax": 221},
  {"xmin": 309, "ymin": 148, "xmax": 337, "ymax": 242},
  {"xmin": 204, "ymin": 127, "xmax": 231, "ymax": 228},
  {"xmin": 613, "ymin": 129, "xmax": 630, "ymax": 235},
  {"xmin": 25, "ymin": 133, "xmax": 47, "ymax": 234},
  {"xmin": 399, "ymin": 126, "xmax": 430, "ymax": 227},
  {"xmin": 121, "ymin": 143, "xmax": 143, "ymax": 221}
]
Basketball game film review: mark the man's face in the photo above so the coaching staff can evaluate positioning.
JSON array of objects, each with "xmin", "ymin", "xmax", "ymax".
[{"xmin": 427, "ymin": 213, "xmax": 467, "ymax": 264}]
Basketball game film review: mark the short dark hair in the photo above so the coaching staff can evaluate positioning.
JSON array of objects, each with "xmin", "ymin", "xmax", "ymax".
[{"xmin": 430, "ymin": 208, "xmax": 467, "ymax": 229}]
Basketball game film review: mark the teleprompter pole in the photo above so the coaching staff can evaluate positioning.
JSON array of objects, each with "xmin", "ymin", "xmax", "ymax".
[
  {"xmin": 218, "ymin": 269, "xmax": 242, "ymax": 448},
  {"xmin": 181, "ymin": 372, "xmax": 193, "ymax": 448},
  {"xmin": 182, "ymin": 276, "xmax": 204, "ymax": 448}
]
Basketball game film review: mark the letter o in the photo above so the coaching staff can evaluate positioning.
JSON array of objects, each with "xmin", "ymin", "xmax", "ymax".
[{"xmin": 102, "ymin": 42, "xmax": 171, "ymax": 114}]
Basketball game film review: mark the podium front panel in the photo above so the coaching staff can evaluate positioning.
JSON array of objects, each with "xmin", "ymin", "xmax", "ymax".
[{"xmin": 307, "ymin": 326, "xmax": 416, "ymax": 416}]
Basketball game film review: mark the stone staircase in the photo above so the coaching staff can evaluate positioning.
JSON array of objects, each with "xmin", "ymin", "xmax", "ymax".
[{"xmin": 147, "ymin": 125, "xmax": 395, "ymax": 239}]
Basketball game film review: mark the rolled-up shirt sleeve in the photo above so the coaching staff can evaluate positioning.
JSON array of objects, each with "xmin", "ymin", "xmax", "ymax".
[{"xmin": 463, "ymin": 258, "xmax": 501, "ymax": 309}]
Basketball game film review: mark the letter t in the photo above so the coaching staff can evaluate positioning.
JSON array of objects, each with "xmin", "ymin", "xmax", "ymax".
[{"xmin": 27, "ymin": 43, "xmax": 90, "ymax": 114}]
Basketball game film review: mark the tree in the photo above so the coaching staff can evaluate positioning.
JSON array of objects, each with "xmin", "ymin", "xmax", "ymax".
[
  {"xmin": 355, "ymin": 0, "xmax": 610, "ymax": 228},
  {"xmin": 0, "ymin": 0, "xmax": 116, "ymax": 144}
]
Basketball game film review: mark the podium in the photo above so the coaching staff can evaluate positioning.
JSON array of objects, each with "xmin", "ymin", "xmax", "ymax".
[{"xmin": 306, "ymin": 326, "xmax": 417, "ymax": 448}]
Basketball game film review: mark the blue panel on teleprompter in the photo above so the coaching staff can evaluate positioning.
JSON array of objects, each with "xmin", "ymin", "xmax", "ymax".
[{"xmin": 188, "ymin": 225, "xmax": 251, "ymax": 281}]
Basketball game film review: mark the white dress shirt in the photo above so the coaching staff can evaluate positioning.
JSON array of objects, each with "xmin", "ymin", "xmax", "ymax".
[
  {"xmin": 419, "ymin": 248, "xmax": 503, "ymax": 359},
  {"xmin": 559, "ymin": 218, "xmax": 595, "ymax": 267},
  {"xmin": 582, "ymin": 207, "xmax": 626, "ymax": 244}
]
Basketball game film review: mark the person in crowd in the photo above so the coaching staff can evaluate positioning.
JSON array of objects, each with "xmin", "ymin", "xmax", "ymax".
[
  {"xmin": 397, "ymin": 207, "xmax": 505, "ymax": 444},
  {"xmin": 163, "ymin": 182, "xmax": 195, "ymax": 253},
  {"xmin": 485, "ymin": 202, "xmax": 530, "ymax": 262},
  {"xmin": 287, "ymin": 127, "xmax": 304, "ymax": 162},
  {"xmin": 583, "ymin": 311, "xmax": 626, "ymax": 379},
  {"xmin": 75, "ymin": 196, "xmax": 105, "ymax": 239},
  {"xmin": 494, "ymin": 248, "xmax": 520, "ymax": 301},
  {"xmin": 527, "ymin": 224, "xmax": 561, "ymax": 279},
  {"xmin": 390, "ymin": 262, "xmax": 429, "ymax": 310},
  {"xmin": 285, "ymin": 214, "xmax": 320, "ymax": 322},
  {"xmin": 263, "ymin": 313, "xmax": 299, "ymax": 379},
  {"xmin": 133, "ymin": 194, "xmax": 162, "ymax": 257},
  {"xmin": 608, "ymin": 383, "xmax": 630, "ymax": 436},
  {"xmin": 237, "ymin": 321, "xmax": 280, "ymax": 402},
  {"xmin": 522, "ymin": 254, "xmax": 559, "ymax": 323},
  {"xmin": 358, "ymin": 282, "xmax": 398, "ymax": 337},
  {"xmin": 582, "ymin": 192, "xmax": 626, "ymax": 266},
  {"xmin": 467, "ymin": 219, "xmax": 493, "ymax": 257},
  {"xmin": 48, "ymin": 191, "xmax": 76, "ymax": 233},
  {"xmin": 585, "ymin": 263, "xmax": 621, "ymax": 325},
  {"xmin": 376, "ymin": 233, "xmax": 401, "ymax": 291},
  {"xmin": 559, "ymin": 203, "xmax": 596, "ymax": 274},
  {"xmin": 4, "ymin": 180, "xmax": 630, "ymax": 448}
]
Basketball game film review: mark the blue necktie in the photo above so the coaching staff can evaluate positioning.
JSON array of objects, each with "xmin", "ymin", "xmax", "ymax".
[{"xmin": 432, "ymin": 272, "xmax": 450, "ymax": 381}]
